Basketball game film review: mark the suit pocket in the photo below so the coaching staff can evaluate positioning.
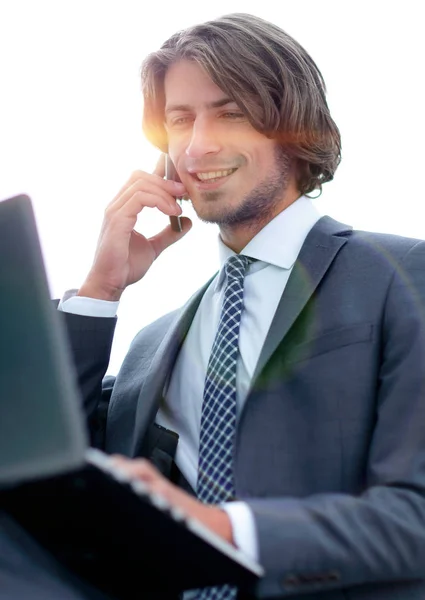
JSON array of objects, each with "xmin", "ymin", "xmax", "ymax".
[{"xmin": 286, "ymin": 323, "xmax": 374, "ymax": 365}]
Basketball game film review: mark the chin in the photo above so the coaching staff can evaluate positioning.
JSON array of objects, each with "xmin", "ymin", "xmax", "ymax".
[
  {"xmin": 192, "ymin": 208, "xmax": 221, "ymax": 224},
  {"xmin": 196, "ymin": 207, "xmax": 240, "ymax": 226}
]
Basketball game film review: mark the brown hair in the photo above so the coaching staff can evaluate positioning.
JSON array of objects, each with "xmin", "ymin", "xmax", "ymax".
[{"xmin": 141, "ymin": 13, "xmax": 341, "ymax": 196}]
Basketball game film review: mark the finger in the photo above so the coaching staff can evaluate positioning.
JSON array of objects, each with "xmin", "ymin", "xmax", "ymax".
[
  {"xmin": 106, "ymin": 168, "xmax": 185, "ymax": 211},
  {"xmin": 107, "ymin": 180, "xmax": 181, "ymax": 221},
  {"xmin": 148, "ymin": 217, "xmax": 192, "ymax": 259},
  {"xmin": 116, "ymin": 192, "xmax": 183, "ymax": 223},
  {"xmin": 109, "ymin": 177, "xmax": 186, "ymax": 214},
  {"xmin": 110, "ymin": 457, "xmax": 196, "ymax": 513},
  {"xmin": 110, "ymin": 457, "xmax": 161, "ymax": 482},
  {"xmin": 152, "ymin": 153, "xmax": 166, "ymax": 177},
  {"xmin": 106, "ymin": 170, "xmax": 150, "ymax": 210},
  {"xmin": 109, "ymin": 454, "xmax": 128, "ymax": 463}
]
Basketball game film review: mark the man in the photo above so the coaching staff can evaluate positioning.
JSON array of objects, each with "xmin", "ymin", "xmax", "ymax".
[{"xmin": 60, "ymin": 13, "xmax": 425, "ymax": 600}]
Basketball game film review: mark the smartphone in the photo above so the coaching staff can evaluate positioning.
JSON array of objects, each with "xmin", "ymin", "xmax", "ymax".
[{"xmin": 165, "ymin": 155, "xmax": 183, "ymax": 232}]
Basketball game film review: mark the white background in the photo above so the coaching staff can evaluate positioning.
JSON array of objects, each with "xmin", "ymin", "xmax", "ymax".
[{"xmin": 0, "ymin": 0, "xmax": 424, "ymax": 374}]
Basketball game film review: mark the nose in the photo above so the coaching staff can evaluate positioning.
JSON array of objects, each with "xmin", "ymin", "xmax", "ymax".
[{"xmin": 185, "ymin": 117, "xmax": 221, "ymax": 159}]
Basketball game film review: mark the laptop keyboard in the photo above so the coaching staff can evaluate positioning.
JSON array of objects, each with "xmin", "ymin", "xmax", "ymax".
[{"xmin": 85, "ymin": 448, "xmax": 187, "ymax": 522}]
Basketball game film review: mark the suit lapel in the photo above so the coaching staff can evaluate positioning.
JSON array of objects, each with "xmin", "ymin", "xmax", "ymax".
[
  {"xmin": 131, "ymin": 216, "xmax": 351, "ymax": 453},
  {"xmin": 132, "ymin": 276, "xmax": 215, "ymax": 456},
  {"xmin": 252, "ymin": 216, "xmax": 352, "ymax": 382}
]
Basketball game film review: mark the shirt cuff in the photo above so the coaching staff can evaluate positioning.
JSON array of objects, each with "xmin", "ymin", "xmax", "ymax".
[
  {"xmin": 58, "ymin": 289, "xmax": 119, "ymax": 318},
  {"xmin": 220, "ymin": 501, "xmax": 259, "ymax": 562}
]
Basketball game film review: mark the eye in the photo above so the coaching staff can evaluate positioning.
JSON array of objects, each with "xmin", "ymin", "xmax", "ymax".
[
  {"xmin": 220, "ymin": 111, "xmax": 246, "ymax": 120},
  {"xmin": 167, "ymin": 115, "xmax": 193, "ymax": 129}
]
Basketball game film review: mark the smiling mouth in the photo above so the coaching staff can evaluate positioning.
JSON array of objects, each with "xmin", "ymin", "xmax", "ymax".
[{"xmin": 192, "ymin": 168, "xmax": 238, "ymax": 183}]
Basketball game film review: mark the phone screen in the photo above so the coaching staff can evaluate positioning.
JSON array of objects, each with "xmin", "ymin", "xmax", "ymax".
[{"xmin": 165, "ymin": 155, "xmax": 183, "ymax": 232}]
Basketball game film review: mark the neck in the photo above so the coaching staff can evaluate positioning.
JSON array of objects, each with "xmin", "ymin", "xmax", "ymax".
[{"xmin": 219, "ymin": 190, "xmax": 301, "ymax": 253}]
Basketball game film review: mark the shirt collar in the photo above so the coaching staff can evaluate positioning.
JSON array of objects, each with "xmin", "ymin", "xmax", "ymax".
[{"xmin": 215, "ymin": 196, "xmax": 322, "ymax": 291}]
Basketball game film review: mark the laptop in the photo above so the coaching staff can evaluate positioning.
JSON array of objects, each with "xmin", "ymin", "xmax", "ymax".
[
  {"xmin": 0, "ymin": 194, "xmax": 263, "ymax": 598},
  {"xmin": 0, "ymin": 194, "xmax": 87, "ymax": 486}
]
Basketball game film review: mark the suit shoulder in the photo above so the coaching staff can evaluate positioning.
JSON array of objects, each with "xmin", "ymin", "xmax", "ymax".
[
  {"xmin": 341, "ymin": 228, "xmax": 425, "ymax": 260},
  {"xmin": 129, "ymin": 309, "xmax": 180, "ymax": 351}
]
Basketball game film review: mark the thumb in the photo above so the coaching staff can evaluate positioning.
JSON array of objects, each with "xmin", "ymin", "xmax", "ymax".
[{"xmin": 148, "ymin": 217, "xmax": 192, "ymax": 258}]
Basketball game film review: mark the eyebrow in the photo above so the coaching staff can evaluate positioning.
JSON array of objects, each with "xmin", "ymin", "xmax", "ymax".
[{"xmin": 164, "ymin": 97, "xmax": 236, "ymax": 116}]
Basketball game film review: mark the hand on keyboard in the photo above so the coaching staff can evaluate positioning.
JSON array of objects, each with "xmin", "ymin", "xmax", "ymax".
[{"xmin": 86, "ymin": 448, "xmax": 234, "ymax": 546}]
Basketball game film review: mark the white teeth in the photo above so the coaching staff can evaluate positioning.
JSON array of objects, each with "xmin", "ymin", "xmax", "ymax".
[{"xmin": 196, "ymin": 169, "xmax": 235, "ymax": 181}]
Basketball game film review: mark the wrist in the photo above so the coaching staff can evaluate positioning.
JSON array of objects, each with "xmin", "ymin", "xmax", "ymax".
[
  {"xmin": 206, "ymin": 506, "xmax": 234, "ymax": 545},
  {"xmin": 78, "ymin": 277, "xmax": 123, "ymax": 302}
]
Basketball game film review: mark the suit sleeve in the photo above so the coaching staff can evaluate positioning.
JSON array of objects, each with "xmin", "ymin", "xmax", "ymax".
[
  {"xmin": 58, "ymin": 309, "xmax": 117, "ymax": 448},
  {"xmin": 247, "ymin": 241, "xmax": 425, "ymax": 597}
]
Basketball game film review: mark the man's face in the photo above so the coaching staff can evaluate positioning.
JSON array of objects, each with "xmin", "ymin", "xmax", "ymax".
[{"xmin": 164, "ymin": 60, "xmax": 295, "ymax": 228}]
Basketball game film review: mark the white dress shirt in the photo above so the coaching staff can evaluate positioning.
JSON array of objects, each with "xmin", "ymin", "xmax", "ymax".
[{"xmin": 61, "ymin": 196, "xmax": 321, "ymax": 561}]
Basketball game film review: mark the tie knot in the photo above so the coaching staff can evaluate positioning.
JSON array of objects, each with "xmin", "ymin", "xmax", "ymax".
[{"xmin": 224, "ymin": 255, "xmax": 254, "ymax": 281}]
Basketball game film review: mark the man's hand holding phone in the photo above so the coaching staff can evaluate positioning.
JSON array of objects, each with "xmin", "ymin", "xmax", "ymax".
[{"xmin": 78, "ymin": 154, "xmax": 191, "ymax": 302}]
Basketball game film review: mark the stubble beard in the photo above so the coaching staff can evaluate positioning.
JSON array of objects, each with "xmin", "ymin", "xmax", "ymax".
[{"xmin": 193, "ymin": 146, "xmax": 292, "ymax": 230}]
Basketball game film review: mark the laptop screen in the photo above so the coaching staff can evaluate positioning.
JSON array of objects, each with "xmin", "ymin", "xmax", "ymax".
[{"xmin": 0, "ymin": 194, "xmax": 87, "ymax": 488}]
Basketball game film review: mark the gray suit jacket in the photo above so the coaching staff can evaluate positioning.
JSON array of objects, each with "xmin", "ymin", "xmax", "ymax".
[{"xmin": 63, "ymin": 216, "xmax": 425, "ymax": 599}]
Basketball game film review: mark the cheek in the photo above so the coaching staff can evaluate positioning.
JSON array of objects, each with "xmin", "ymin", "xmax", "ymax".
[
  {"xmin": 256, "ymin": 146, "xmax": 282, "ymax": 175},
  {"xmin": 245, "ymin": 154, "xmax": 271, "ymax": 181}
]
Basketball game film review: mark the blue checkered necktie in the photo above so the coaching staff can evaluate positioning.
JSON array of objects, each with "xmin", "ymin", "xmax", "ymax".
[{"xmin": 195, "ymin": 254, "xmax": 254, "ymax": 600}]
